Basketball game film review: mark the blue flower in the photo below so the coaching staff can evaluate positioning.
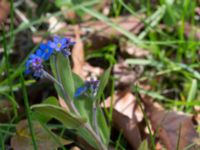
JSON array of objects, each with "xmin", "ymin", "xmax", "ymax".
[
  {"xmin": 49, "ymin": 36, "xmax": 67, "ymax": 51},
  {"xmin": 49, "ymin": 36, "xmax": 75, "ymax": 57},
  {"xmin": 86, "ymin": 79, "xmax": 99, "ymax": 96},
  {"xmin": 25, "ymin": 54, "xmax": 44, "ymax": 78},
  {"xmin": 74, "ymin": 79, "xmax": 99, "ymax": 98},
  {"xmin": 36, "ymin": 41, "xmax": 54, "ymax": 60},
  {"xmin": 74, "ymin": 86, "xmax": 88, "ymax": 98}
]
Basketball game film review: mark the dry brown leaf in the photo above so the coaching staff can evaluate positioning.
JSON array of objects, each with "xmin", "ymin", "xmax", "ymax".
[
  {"xmin": 72, "ymin": 26, "xmax": 85, "ymax": 79},
  {"xmin": 47, "ymin": 15, "xmax": 67, "ymax": 33},
  {"xmin": 113, "ymin": 62, "xmax": 142, "ymax": 89},
  {"xmin": 33, "ymin": 16, "xmax": 143, "ymax": 51},
  {"xmin": 11, "ymin": 120, "xmax": 71, "ymax": 150},
  {"xmin": 0, "ymin": 0, "xmax": 10, "ymax": 23},
  {"xmin": 0, "ymin": 100, "xmax": 14, "ymax": 122},
  {"xmin": 184, "ymin": 22, "xmax": 200, "ymax": 40},
  {"xmin": 119, "ymin": 39, "xmax": 150, "ymax": 57},
  {"xmin": 82, "ymin": 63, "xmax": 104, "ymax": 78},
  {"xmin": 104, "ymin": 91, "xmax": 143, "ymax": 149},
  {"xmin": 141, "ymin": 96, "xmax": 200, "ymax": 150}
]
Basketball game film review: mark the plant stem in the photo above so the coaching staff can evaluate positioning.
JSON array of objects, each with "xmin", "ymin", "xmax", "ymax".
[
  {"xmin": 93, "ymin": 101, "xmax": 100, "ymax": 137},
  {"xmin": 134, "ymin": 86, "xmax": 155, "ymax": 150},
  {"xmin": 20, "ymin": 73, "xmax": 38, "ymax": 150},
  {"xmin": 43, "ymin": 70, "xmax": 107, "ymax": 150}
]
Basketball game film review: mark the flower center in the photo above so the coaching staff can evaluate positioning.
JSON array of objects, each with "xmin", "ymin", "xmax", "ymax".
[
  {"xmin": 45, "ymin": 49, "xmax": 48, "ymax": 53},
  {"xmin": 57, "ymin": 43, "xmax": 61, "ymax": 48}
]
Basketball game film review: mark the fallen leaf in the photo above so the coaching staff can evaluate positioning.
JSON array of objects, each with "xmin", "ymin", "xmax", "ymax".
[
  {"xmin": 47, "ymin": 15, "xmax": 67, "ymax": 33},
  {"xmin": 33, "ymin": 16, "xmax": 144, "ymax": 50},
  {"xmin": 0, "ymin": 100, "xmax": 14, "ymax": 122},
  {"xmin": 82, "ymin": 63, "xmax": 104, "ymax": 78},
  {"xmin": 104, "ymin": 91, "xmax": 143, "ymax": 149},
  {"xmin": 184, "ymin": 22, "xmax": 200, "ymax": 40},
  {"xmin": 141, "ymin": 95, "xmax": 200, "ymax": 150},
  {"xmin": 72, "ymin": 25, "xmax": 85, "ymax": 79},
  {"xmin": 119, "ymin": 39, "xmax": 150, "ymax": 57},
  {"xmin": 11, "ymin": 120, "xmax": 71, "ymax": 150},
  {"xmin": 0, "ymin": 0, "xmax": 10, "ymax": 23},
  {"xmin": 113, "ymin": 62, "xmax": 142, "ymax": 89}
]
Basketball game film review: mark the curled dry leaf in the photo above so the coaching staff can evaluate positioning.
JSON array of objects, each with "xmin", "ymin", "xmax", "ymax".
[
  {"xmin": 72, "ymin": 26, "xmax": 85, "ymax": 79},
  {"xmin": 11, "ymin": 120, "xmax": 71, "ymax": 150},
  {"xmin": 0, "ymin": 0, "xmax": 10, "ymax": 23},
  {"xmin": 103, "ymin": 91, "xmax": 143, "ymax": 149},
  {"xmin": 141, "ymin": 95, "xmax": 200, "ymax": 150}
]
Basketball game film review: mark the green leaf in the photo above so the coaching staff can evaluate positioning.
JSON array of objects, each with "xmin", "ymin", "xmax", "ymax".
[
  {"xmin": 97, "ymin": 107, "xmax": 110, "ymax": 145},
  {"xmin": 96, "ymin": 66, "xmax": 111, "ymax": 100},
  {"xmin": 50, "ymin": 56, "xmax": 65, "ymax": 100},
  {"xmin": 31, "ymin": 104, "xmax": 86, "ymax": 129},
  {"xmin": 138, "ymin": 140, "xmax": 148, "ymax": 150},
  {"xmin": 186, "ymin": 79, "xmax": 197, "ymax": 111},
  {"xmin": 73, "ymin": 72, "xmax": 85, "ymax": 90},
  {"xmin": 55, "ymin": 0, "xmax": 72, "ymax": 7},
  {"xmin": 33, "ymin": 97, "xmax": 59, "ymax": 123},
  {"xmin": 42, "ymin": 96, "xmax": 59, "ymax": 106},
  {"xmin": 50, "ymin": 54, "xmax": 75, "ymax": 99},
  {"xmin": 73, "ymin": 69, "xmax": 110, "ymax": 147},
  {"xmin": 57, "ymin": 53, "xmax": 75, "ymax": 99},
  {"xmin": 76, "ymin": 127, "xmax": 98, "ymax": 149}
]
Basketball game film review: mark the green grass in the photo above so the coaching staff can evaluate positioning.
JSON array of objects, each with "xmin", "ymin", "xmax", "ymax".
[{"xmin": 0, "ymin": 0, "xmax": 200, "ymax": 149}]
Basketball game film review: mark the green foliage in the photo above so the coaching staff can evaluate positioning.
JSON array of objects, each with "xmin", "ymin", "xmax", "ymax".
[
  {"xmin": 32, "ymin": 104, "xmax": 87, "ymax": 129},
  {"xmin": 96, "ymin": 67, "xmax": 112, "ymax": 101},
  {"xmin": 55, "ymin": 0, "xmax": 72, "ymax": 7},
  {"xmin": 73, "ymin": 72, "xmax": 110, "ymax": 146},
  {"xmin": 138, "ymin": 140, "xmax": 148, "ymax": 150},
  {"xmin": 86, "ymin": 44, "xmax": 117, "ymax": 65},
  {"xmin": 56, "ymin": 54, "xmax": 75, "ymax": 99},
  {"xmin": 11, "ymin": 120, "xmax": 71, "ymax": 150}
]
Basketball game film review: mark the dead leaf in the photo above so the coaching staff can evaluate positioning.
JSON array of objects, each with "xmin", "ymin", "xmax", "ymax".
[
  {"xmin": 0, "ymin": 0, "xmax": 10, "ymax": 23},
  {"xmin": 72, "ymin": 26, "xmax": 85, "ymax": 79},
  {"xmin": 82, "ymin": 63, "xmax": 104, "ymax": 77},
  {"xmin": 0, "ymin": 100, "xmax": 14, "ymax": 122},
  {"xmin": 104, "ymin": 91, "xmax": 143, "ymax": 149},
  {"xmin": 141, "ymin": 96, "xmax": 200, "ymax": 150},
  {"xmin": 33, "ymin": 16, "xmax": 144, "ymax": 51},
  {"xmin": 119, "ymin": 39, "xmax": 150, "ymax": 57},
  {"xmin": 11, "ymin": 120, "xmax": 71, "ymax": 150},
  {"xmin": 184, "ymin": 22, "xmax": 200, "ymax": 40},
  {"xmin": 47, "ymin": 15, "xmax": 67, "ymax": 33},
  {"xmin": 113, "ymin": 62, "xmax": 142, "ymax": 89}
]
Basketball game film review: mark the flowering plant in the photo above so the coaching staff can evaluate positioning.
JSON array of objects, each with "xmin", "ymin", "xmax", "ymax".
[{"xmin": 26, "ymin": 36, "xmax": 111, "ymax": 150}]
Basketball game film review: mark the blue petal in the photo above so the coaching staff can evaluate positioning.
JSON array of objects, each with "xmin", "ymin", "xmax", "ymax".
[
  {"xmin": 49, "ymin": 42, "xmax": 56, "ymax": 49},
  {"xmin": 61, "ymin": 38, "xmax": 67, "ymax": 45},
  {"xmin": 53, "ymin": 36, "xmax": 60, "ymax": 42},
  {"xmin": 40, "ymin": 43, "xmax": 46, "ymax": 50},
  {"xmin": 36, "ymin": 49, "xmax": 43, "ymax": 57},
  {"xmin": 74, "ymin": 86, "xmax": 88, "ymax": 98},
  {"xmin": 24, "ymin": 68, "xmax": 31, "ymax": 75},
  {"xmin": 29, "ymin": 54, "xmax": 37, "ymax": 59}
]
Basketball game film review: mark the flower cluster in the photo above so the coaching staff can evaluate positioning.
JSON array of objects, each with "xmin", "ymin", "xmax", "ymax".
[
  {"xmin": 25, "ymin": 36, "xmax": 75, "ymax": 78},
  {"xmin": 74, "ymin": 79, "xmax": 99, "ymax": 98}
]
